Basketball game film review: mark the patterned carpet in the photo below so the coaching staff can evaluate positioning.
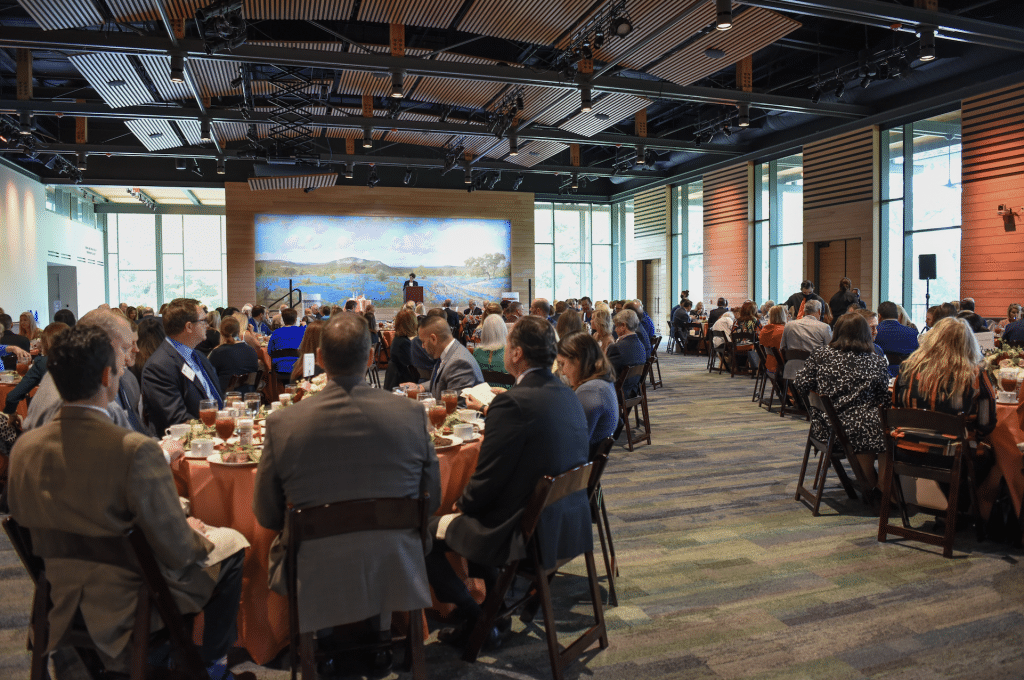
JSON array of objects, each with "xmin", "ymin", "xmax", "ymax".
[{"xmin": 3, "ymin": 353, "xmax": 1024, "ymax": 679}]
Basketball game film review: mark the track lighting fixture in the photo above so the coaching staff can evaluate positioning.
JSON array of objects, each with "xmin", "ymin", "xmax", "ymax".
[
  {"xmin": 175, "ymin": 158, "xmax": 186, "ymax": 170},
  {"xmin": 508, "ymin": 133, "xmax": 519, "ymax": 156},
  {"xmin": 390, "ymin": 71, "xmax": 405, "ymax": 99},
  {"xmin": 169, "ymin": 55, "xmax": 186, "ymax": 84},
  {"xmin": 810, "ymin": 88, "xmax": 821, "ymax": 105},
  {"xmin": 19, "ymin": 111, "xmax": 32, "ymax": 135},
  {"xmin": 722, "ymin": 122, "xmax": 732, "ymax": 137},
  {"xmin": 77, "ymin": 153, "xmax": 87, "ymax": 171},
  {"xmin": 861, "ymin": 76, "xmax": 871, "ymax": 89},
  {"xmin": 834, "ymin": 80, "xmax": 845, "ymax": 99},
  {"xmin": 715, "ymin": 0, "xmax": 732, "ymax": 30},
  {"xmin": 230, "ymin": 71, "xmax": 243, "ymax": 89},
  {"xmin": 571, "ymin": 173, "xmax": 579, "ymax": 190},
  {"xmin": 635, "ymin": 144, "xmax": 645, "ymax": 164},
  {"xmin": 512, "ymin": 173, "xmax": 524, "ymax": 191},
  {"xmin": 403, "ymin": 167, "xmax": 414, "ymax": 185},
  {"xmin": 737, "ymin": 102, "xmax": 750, "ymax": 127},
  {"xmin": 694, "ymin": 136, "xmax": 702, "ymax": 148},
  {"xmin": 579, "ymin": 84, "xmax": 593, "ymax": 113},
  {"xmin": 918, "ymin": 27, "xmax": 936, "ymax": 62},
  {"xmin": 464, "ymin": 168, "xmax": 472, "ymax": 184},
  {"xmin": 362, "ymin": 129, "xmax": 373, "ymax": 149},
  {"xmin": 486, "ymin": 172, "xmax": 501, "ymax": 190},
  {"xmin": 343, "ymin": 163, "xmax": 353, "ymax": 180},
  {"xmin": 216, "ymin": 158, "xmax": 225, "ymax": 175},
  {"xmin": 611, "ymin": 15, "xmax": 632, "ymax": 37},
  {"xmin": 367, "ymin": 165, "xmax": 379, "ymax": 188},
  {"xmin": 200, "ymin": 119, "xmax": 212, "ymax": 142}
]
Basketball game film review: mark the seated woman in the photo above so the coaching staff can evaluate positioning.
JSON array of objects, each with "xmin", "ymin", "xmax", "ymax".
[
  {"xmin": 759, "ymin": 305, "xmax": 787, "ymax": 374},
  {"xmin": 383, "ymin": 309, "xmax": 417, "ymax": 390},
  {"xmin": 557, "ymin": 331, "xmax": 618, "ymax": 452},
  {"xmin": 958, "ymin": 311, "xmax": 995, "ymax": 351},
  {"xmin": 555, "ymin": 309, "xmax": 583, "ymax": 339},
  {"xmin": 208, "ymin": 316, "xmax": 260, "ymax": 395},
  {"xmin": 290, "ymin": 320, "xmax": 326, "ymax": 384},
  {"xmin": 591, "ymin": 309, "xmax": 614, "ymax": 353},
  {"xmin": 793, "ymin": 313, "xmax": 890, "ymax": 493},
  {"xmin": 194, "ymin": 310, "xmax": 221, "ymax": 356},
  {"xmin": 364, "ymin": 310, "xmax": 379, "ymax": 346},
  {"xmin": 472, "ymin": 314, "xmax": 510, "ymax": 385},
  {"xmin": 995, "ymin": 303, "xmax": 1021, "ymax": 336},
  {"xmin": 732, "ymin": 301, "xmax": 761, "ymax": 368},
  {"xmin": 3, "ymin": 321, "xmax": 68, "ymax": 416}
]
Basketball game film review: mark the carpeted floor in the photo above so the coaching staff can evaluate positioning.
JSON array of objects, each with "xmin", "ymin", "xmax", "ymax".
[{"xmin": 3, "ymin": 352, "xmax": 1024, "ymax": 679}]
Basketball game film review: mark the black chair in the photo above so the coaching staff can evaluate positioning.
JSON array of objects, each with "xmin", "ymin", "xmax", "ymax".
[
  {"xmin": 885, "ymin": 351, "xmax": 909, "ymax": 376},
  {"xmin": 588, "ymin": 438, "xmax": 618, "ymax": 606},
  {"xmin": 482, "ymin": 369, "xmax": 515, "ymax": 387},
  {"xmin": 648, "ymin": 336, "xmax": 663, "ymax": 389},
  {"xmin": 462, "ymin": 463, "xmax": 609, "ymax": 680},
  {"xmin": 878, "ymin": 409, "xmax": 972, "ymax": 558},
  {"xmin": 365, "ymin": 341, "xmax": 382, "ymax": 388},
  {"xmin": 794, "ymin": 392, "xmax": 867, "ymax": 516},
  {"xmin": 682, "ymin": 322, "xmax": 705, "ymax": 357},
  {"xmin": 226, "ymin": 369, "xmax": 262, "ymax": 397},
  {"xmin": 614, "ymin": 363, "xmax": 651, "ymax": 451},
  {"xmin": 729, "ymin": 332, "xmax": 757, "ymax": 378},
  {"xmin": 285, "ymin": 497, "xmax": 430, "ymax": 680},
  {"xmin": 778, "ymin": 348, "xmax": 811, "ymax": 420},
  {"xmin": 707, "ymin": 331, "xmax": 730, "ymax": 374},
  {"xmin": 752, "ymin": 342, "xmax": 769, "ymax": 403}
]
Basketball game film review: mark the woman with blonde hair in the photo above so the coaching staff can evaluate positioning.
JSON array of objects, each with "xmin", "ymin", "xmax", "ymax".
[
  {"xmin": 18, "ymin": 312, "xmax": 41, "ymax": 343},
  {"xmin": 895, "ymin": 303, "xmax": 917, "ymax": 331},
  {"xmin": 473, "ymin": 314, "xmax": 510, "ymax": 384},
  {"xmin": 290, "ymin": 320, "xmax": 326, "ymax": 383},
  {"xmin": 590, "ymin": 308, "xmax": 614, "ymax": 352}
]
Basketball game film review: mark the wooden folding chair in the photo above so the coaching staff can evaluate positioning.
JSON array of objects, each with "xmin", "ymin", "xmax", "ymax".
[
  {"xmin": 794, "ymin": 392, "xmax": 866, "ymax": 516},
  {"xmin": 648, "ymin": 336, "xmax": 663, "ymax": 389},
  {"xmin": 752, "ymin": 342, "xmax": 769, "ymax": 403},
  {"xmin": 614, "ymin": 363, "xmax": 651, "ymax": 451},
  {"xmin": 588, "ymin": 438, "xmax": 618, "ymax": 607},
  {"xmin": 226, "ymin": 370, "xmax": 260, "ymax": 395},
  {"xmin": 729, "ymin": 332, "xmax": 757, "ymax": 378},
  {"xmin": 777, "ymin": 348, "xmax": 810, "ymax": 420},
  {"xmin": 878, "ymin": 409, "xmax": 972, "ymax": 558},
  {"xmin": 482, "ymin": 369, "xmax": 515, "ymax": 387},
  {"xmin": 462, "ymin": 463, "xmax": 608, "ymax": 680},
  {"xmin": 365, "ymin": 342, "xmax": 382, "ymax": 388},
  {"xmin": 707, "ymin": 331, "xmax": 728, "ymax": 374},
  {"xmin": 682, "ymin": 322, "xmax": 705, "ymax": 357},
  {"xmin": 285, "ymin": 497, "xmax": 430, "ymax": 680},
  {"xmin": 376, "ymin": 334, "xmax": 391, "ymax": 370}
]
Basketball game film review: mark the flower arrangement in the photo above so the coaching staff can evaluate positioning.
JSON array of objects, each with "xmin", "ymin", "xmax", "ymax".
[
  {"xmin": 292, "ymin": 373, "xmax": 328, "ymax": 403},
  {"xmin": 983, "ymin": 347, "xmax": 1024, "ymax": 386}
]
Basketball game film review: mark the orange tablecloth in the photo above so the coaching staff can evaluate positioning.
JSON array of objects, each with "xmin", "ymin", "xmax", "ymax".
[
  {"xmin": 170, "ymin": 434, "xmax": 484, "ymax": 662},
  {"xmin": 987, "ymin": 402, "xmax": 1024, "ymax": 526},
  {"xmin": 0, "ymin": 382, "xmax": 37, "ymax": 417}
]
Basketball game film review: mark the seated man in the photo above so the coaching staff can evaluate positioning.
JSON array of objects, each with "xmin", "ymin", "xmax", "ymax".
[
  {"xmin": 428, "ymin": 316, "xmax": 591, "ymax": 646},
  {"xmin": 248, "ymin": 305, "xmax": 270, "ymax": 335},
  {"xmin": 623, "ymin": 302, "xmax": 653, "ymax": 357},
  {"xmin": 607, "ymin": 309, "xmax": 648, "ymax": 398},
  {"xmin": 405, "ymin": 315, "xmax": 483, "ymax": 403},
  {"xmin": 254, "ymin": 314, "xmax": 440, "ymax": 674},
  {"xmin": 142, "ymin": 298, "xmax": 224, "ymax": 434},
  {"xmin": 779, "ymin": 299, "xmax": 832, "ymax": 379},
  {"xmin": 8, "ymin": 325, "xmax": 245, "ymax": 678},
  {"xmin": 672, "ymin": 299, "xmax": 699, "ymax": 352},
  {"xmin": 266, "ymin": 307, "xmax": 305, "ymax": 385},
  {"xmin": 875, "ymin": 300, "xmax": 920, "ymax": 377}
]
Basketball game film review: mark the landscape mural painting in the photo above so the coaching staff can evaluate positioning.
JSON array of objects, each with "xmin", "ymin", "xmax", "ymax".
[{"xmin": 255, "ymin": 214, "xmax": 512, "ymax": 310}]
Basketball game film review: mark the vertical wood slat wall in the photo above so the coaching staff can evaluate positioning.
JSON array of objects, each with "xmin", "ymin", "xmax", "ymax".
[
  {"xmin": 703, "ymin": 163, "xmax": 750, "ymax": 305},
  {"xmin": 224, "ymin": 183, "xmax": 535, "ymax": 306},
  {"xmin": 802, "ymin": 126, "xmax": 879, "ymax": 308},
  {"xmin": 632, "ymin": 185, "xmax": 670, "ymax": 330},
  {"xmin": 961, "ymin": 82, "xmax": 1024, "ymax": 319}
]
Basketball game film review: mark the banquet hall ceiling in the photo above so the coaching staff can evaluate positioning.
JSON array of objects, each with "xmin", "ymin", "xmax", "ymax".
[{"xmin": 0, "ymin": 0, "xmax": 1020, "ymax": 201}]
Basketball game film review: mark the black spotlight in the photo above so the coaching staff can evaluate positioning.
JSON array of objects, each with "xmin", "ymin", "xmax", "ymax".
[
  {"xmin": 19, "ymin": 111, "xmax": 32, "ymax": 135},
  {"xmin": 635, "ymin": 144, "xmax": 645, "ymax": 164},
  {"xmin": 390, "ymin": 71, "xmax": 404, "ymax": 99},
  {"xmin": 611, "ymin": 15, "xmax": 632, "ymax": 37},
  {"xmin": 571, "ymin": 173, "xmax": 579, "ymax": 189},
  {"xmin": 512, "ymin": 173, "xmax": 524, "ymax": 190},
  {"xmin": 715, "ymin": 0, "xmax": 732, "ymax": 30},
  {"xmin": 580, "ymin": 85, "xmax": 593, "ymax": 113},
  {"xmin": 861, "ymin": 76, "xmax": 871, "ymax": 89},
  {"xmin": 77, "ymin": 153, "xmax": 87, "ymax": 171},
  {"xmin": 464, "ymin": 168, "xmax": 472, "ymax": 184},
  {"xmin": 343, "ymin": 163, "xmax": 353, "ymax": 180},
  {"xmin": 508, "ymin": 133, "xmax": 519, "ymax": 156},
  {"xmin": 367, "ymin": 166, "xmax": 379, "ymax": 188},
  {"xmin": 169, "ymin": 55, "xmax": 186, "ymax": 84},
  {"xmin": 216, "ymin": 158, "xmax": 225, "ymax": 175},
  {"xmin": 362, "ymin": 129, "xmax": 373, "ymax": 149},
  {"xmin": 737, "ymin": 102, "xmax": 750, "ymax": 127},
  {"xmin": 403, "ymin": 167, "xmax": 414, "ymax": 185},
  {"xmin": 200, "ymin": 119, "xmax": 212, "ymax": 142},
  {"xmin": 175, "ymin": 158, "xmax": 187, "ymax": 170},
  {"xmin": 918, "ymin": 27, "xmax": 936, "ymax": 62},
  {"xmin": 594, "ymin": 29, "xmax": 605, "ymax": 49},
  {"xmin": 810, "ymin": 88, "xmax": 821, "ymax": 104},
  {"xmin": 835, "ymin": 80, "xmax": 845, "ymax": 99}
]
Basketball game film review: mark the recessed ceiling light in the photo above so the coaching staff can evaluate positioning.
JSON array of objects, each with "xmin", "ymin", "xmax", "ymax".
[
  {"xmin": 705, "ymin": 48, "xmax": 726, "ymax": 59},
  {"xmin": 149, "ymin": 132, "xmax": 163, "ymax": 138},
  {"xmin": 528, "ymin": 151, "xmax": 540, "ymax": 156},
  {"xmin": 108, "ymin": 79, "xmax": 127, "ymax": 87},
  {"xmin": 594, "ymin": 113, "xmax": 610, "ymax": 120}
]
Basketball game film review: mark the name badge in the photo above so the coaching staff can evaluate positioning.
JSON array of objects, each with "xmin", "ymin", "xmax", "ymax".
[{"xmin": 181, "ymin": 364, "xmax": 196, "ymax": 382}]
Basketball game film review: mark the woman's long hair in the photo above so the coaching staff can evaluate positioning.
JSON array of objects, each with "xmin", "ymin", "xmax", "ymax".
[
  {"xmin": 557, "ymin": 331, "xmax": 614, "ymax": 384},
  {"xmin": 829, "ymin": 313, "xmax": 874, "ymax": 353},
  {"xmin": 18, "ymin": 312, "xmax": 38, "ymax": 340},
  {"xmin": 291, "ymin": 321, "xmax": 324, "ymax": 382},
  {"xmin": 899, "ymin": 317, "xmax": 982, "ymax": 409},
  {"xmin": 478, "ymin": 314, "xmax": 507, "ymax": 351}
]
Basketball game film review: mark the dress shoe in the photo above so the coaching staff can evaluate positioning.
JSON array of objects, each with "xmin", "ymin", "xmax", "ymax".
[
  {"xmin": 369, "ymin": 648, "xmax": 393, "ymax": 676},
  {"xmin": 437, "ymin": 619, "xmax": 502, "ymax": 651}
]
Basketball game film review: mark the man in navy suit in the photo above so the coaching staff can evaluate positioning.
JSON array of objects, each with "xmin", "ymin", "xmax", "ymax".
[
  {"xmin": 142, "ymin": 298, "xmax": 224, "ymax": 434},
  {"xmin": 608, "ymin": 309, "xmax": 649, "ymax": 399},
  {"xmin": 875, "ymin": 300, "xmax": 920, "ymax": 377}
]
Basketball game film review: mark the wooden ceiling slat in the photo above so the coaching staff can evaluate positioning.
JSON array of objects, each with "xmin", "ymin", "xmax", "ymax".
[
  {"xmin": 247, "ymin": 173, "xmax": 338, "ymax": 191},
  {"xmin": 15, "ymin": 0, "xmax": 105, "ymax": 29},
  {"xmin": 504, "ymin": 140, "xmax": 567, "ymax": 167},
  {"xmin": 356, "ymin": 0, "xmax": 463, "ymax": 28},
  {"xmin": 69, "ymin": 52, "xmax": 154, "ymax": 108},
  {"xmin": 559, "ymin": 92, "xmax": 648, "ymax": 137},
  {"xmin": 457, "ymin": 0, "xmax": 596, "ymax": 46},
  {"xmin": 125, "ymin": 119, "xmax": 184, "ymax": 150}
]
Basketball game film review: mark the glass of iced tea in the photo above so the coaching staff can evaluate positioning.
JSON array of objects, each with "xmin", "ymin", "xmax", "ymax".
[
  {"xmin": 199, "ymin": 399, "xmax": 218, "ymax": 428},
  {"xmin": 999, "ymin": 368, "xmax": 1019, "ymax": 396},
  {"xmin": 225, "ymin": 391, "xmax": 242, "ymax": 407},
  {"xmin": 407, "ymin": 384, "xmax": 422, "ymax": 400},
  {"xmin": 441, "ymin": 390, "xmax": 458, "ymax": 414},
  {"xmin": 215, "ymin": 409, "xmax": 236, "ymax": 443},
  {"xmin": 428, "ymin": 403, "xmax": 448, "ymax": 431}
]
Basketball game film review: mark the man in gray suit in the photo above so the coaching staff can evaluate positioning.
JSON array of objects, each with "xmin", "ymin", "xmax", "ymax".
[
  {"xmin": 410, "ymin": 315, "xmax": 483, "ymax": 404},
  {"xmin": 254, "ymin": 313, "xmax": 440, "ymax": 674},
  {"xmin": 780, "ymin": 299, "xmax": 832, "ymax": 379}
]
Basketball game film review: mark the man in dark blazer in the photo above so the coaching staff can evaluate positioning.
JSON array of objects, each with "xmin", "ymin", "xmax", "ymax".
[
  {"xmin": 405, "ymin": 315, "xmax": 482, "ymax": 404},
  {"xmin": 426, "ymin": 315, "xmax": 592, "ymax": 646},
  {"xmin": 254, "ymin": 314, "xmax": 440, "ymax": 673},
  {"xmin": 707, "ymin": 298, "xmax": 730, "ymax": 327},
  {"xmin": 142, "ymin": 298, "xmax": 224, "ymax": 435},
  {"xmin": 0, "ymin": 313, "xmax": 30, "ymax": 371},
  {"xmin": 442, "ymin": 299, "xmax": 461, "ymax": 335},
  {"xmin": 463, "ymin": 300, "xmax": 483, "ymax": 316},
  {"xmin": 608, "ymin": 309, "xmax": 649, "ymax": 399}
]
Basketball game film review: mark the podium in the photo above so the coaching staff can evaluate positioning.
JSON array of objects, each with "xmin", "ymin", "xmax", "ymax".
[{"xmin": 404, "ymin": 286, "xmax": 423, "ymax": 305}]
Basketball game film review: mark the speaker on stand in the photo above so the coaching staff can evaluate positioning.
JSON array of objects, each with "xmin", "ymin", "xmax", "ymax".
[{"xmin": 919, "ymin": 254, "xmax": 936, "ymax": 311}]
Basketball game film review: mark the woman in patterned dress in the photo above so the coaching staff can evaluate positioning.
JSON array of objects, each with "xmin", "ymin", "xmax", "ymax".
[{"xmin": 794, "ymin": 312, "xmax": 891, "ymax": 492}]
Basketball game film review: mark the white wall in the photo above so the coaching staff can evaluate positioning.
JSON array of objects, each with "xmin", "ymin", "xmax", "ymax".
[{"xmin": 0, "ymin": 162, "xmax": 105, "ymax": 324}]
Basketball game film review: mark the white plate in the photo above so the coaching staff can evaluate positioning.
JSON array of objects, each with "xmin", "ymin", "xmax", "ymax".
[
  {"xmin": 183, "ymin": 449, "xmax": 211, "ymax": 460},
  {"xmin": 208, "ymin": 451, "xmax": 259, "ymax": 467},
  {"xmin": 433, "ymin": 434, "xmax": 463, "ymax": 452}
]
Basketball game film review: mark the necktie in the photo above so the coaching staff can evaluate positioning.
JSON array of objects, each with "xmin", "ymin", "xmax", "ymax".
[
  {"xmin": 191, "ymin": 350, "xmax": 224, "ymax": 408},
  {"xmin": 119, "ymin": 385, "xmax": 145, "ymax": 434},
  {"xmin": 429, "ymin": 360, "xmax": 441, "ymax": 394}
]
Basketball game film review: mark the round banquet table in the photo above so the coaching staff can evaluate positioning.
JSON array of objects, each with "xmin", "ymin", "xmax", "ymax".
[
  {"xmin": 170, "ymin": 433, "xmax": 483, "ymax": 663},
  {"xmin": 0, "ymin": 382, "xmax": 37, "ymax": 417},
  {"xmin": 984, "ymin": 401, "xmax": 1024, "ymax": 542}
]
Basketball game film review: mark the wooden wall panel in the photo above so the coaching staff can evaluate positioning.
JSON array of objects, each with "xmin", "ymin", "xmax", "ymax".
[
  {"xmin": 224, "ymin": 183, "xmax": 535, "ymax": 307},
  {"xmin": 961, "ymin": 82, "xmax": 1024, "ymax": 319},
  {"xmin": 802, "ymin": 126, "xmax": 878, "ymax": 308},
  {"xmin": 630, "ymin": 185, "xmax": 671, "ymax": 331},
  {"xmin": 703, "ymin": 163, "xmax": 750, "ymax": 306}
]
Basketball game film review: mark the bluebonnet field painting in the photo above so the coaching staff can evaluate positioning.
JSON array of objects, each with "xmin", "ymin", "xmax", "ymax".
[{"xmin": 255, "ymin": 214, "xmax": 512, "ymax": 308}]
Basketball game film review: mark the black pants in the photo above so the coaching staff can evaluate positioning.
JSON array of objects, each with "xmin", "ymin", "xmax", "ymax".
[
  {"xmin": 200, "ymin": 548, "xmax": 245, "ymax": 664},
  {"xmin": 424, "ymin": 519, "xmax": 496, "ymax": 619}
]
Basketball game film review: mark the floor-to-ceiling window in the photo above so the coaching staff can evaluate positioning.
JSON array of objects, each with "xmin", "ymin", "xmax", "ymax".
[
  {"xmin": 106, "ymin": 213, "xmax": 227, "ymax": 309},
  {"xmin": 611, "ymin": 199, "xmax": 635, "ymax": 300},
  {"xmin": 534, "ymin": 202, "xmax": 613, "ymax": 302},
  {"xmin": 880, "ymin": 111, "xmax": 961, "ymax": 326},
  {"xmin": 671, "ymin": 180, "xmax": 704, "ymax": 304},
  {"xmin": 753, "ymin": 153, "xmax": 804, "ymax": 303}
]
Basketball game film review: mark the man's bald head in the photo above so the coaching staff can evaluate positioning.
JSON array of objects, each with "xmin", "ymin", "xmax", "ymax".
[{"xmin": 78, "ymin": 309, "xmax": 135, "ymax": 372}]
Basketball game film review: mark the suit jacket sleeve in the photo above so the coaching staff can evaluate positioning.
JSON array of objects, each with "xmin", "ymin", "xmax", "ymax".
[
  {"xmin": 142, "ymin": 352, "xmax": 192, "ymax": 432},
  {"xmin": 253, "ymin": 420, "xmax": 286, "ymax": 532},
  {"xmin": 441, "ymin": 354, "xmax": 483, "ymax": 394},
  {"xmin": 457, "ymin": 391, "xmax": 525, "ymax": 516},
  {"xmin": 417, "ymin": 407, "xmax": 442, "ymax": 516},
  {"xmin": 126, "ymin": 436, "xmax": 211, "ymax": 570}
]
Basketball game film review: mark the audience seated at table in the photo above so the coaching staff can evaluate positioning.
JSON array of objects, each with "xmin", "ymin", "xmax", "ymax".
[
  {"xmin": 266, "ymin": 307, "xmax": 305, "ymax": 386},
  {"xmin": 555, "ymin": 308, "xmax": 584, "ymax": 340},
  {"xmin": 383, "ymin": 309, "xmax": 417, "ymax": 391},
  {"xmin": 3, "ymin": 321, "xmax": 67, "ymax": 416},
  {"xmin": 194, "ymin": 310, "xmax": 221, "ymax": 356},
  {"xmin": 209, "ymin": 316, "xmax": 260, "ymax": 395},
  {"xmin": 732, "ymin": 301, "xmax": 761, "ymax": 368},
  {"xmin": 707, "ymin": 298, "xmax": 729, "ymax": 327},
  {"xmin": 289, "ymin": 320, "xmax": 326, "ymax": 383},
  {"xmin": 18, "ymin": 311, "xmax": 41, "ymax": 345},
  {"xmin": 254, "ymin": 314, "xmax": 440, "ymax": 675},
  {"xmin": 875, "ymin": 301, "xmax": 920, "ymax": 377},
  {"xmin": 557, "ymin": 330, "xmax": 618, "ymax": 450},
  {"xmin": 430, "ymin": 315, "xmax": 591, "ymax": 649},
  {"xmin": 142, "ymin": 298, "xmax": 225, "ymax": 434},
  {"xmin": 0, "ymin": 313, "xmax": 30, "ymax": 371},
  {"xmin": 958, "ymin": 311, "xmax": 996, "ymax": 351},
  {"xmin": 759, "ymin": 305, "xmax": 787, "ymax": 374},
  {"xmin": 607, "ymin": 309, "xmax": 648, "ymax": 399},
  {"xmin": 895, "ymin": 304, "xmax": 917, "ymax": 331},
  {"xmin": 793, "ymin": 313, "xmax": 891, "ymax": 493},
  {"xmin": 994, "ymin": 303, "xmax": 1021, "ymax": 336},
  {"xmin": 633, "ymin": 299, "xmax": 658, "ymax": 341},
  {"xmin": 591, "ymin": 308, "xmax": 615, "ymax": 353},
  {"xmin": 828, "ymin": 278, "xmax": 857, "ymax": 327},
  {"xmin": 711, "ymin": 310, "xmax": 735, "ymax": 348},
  {"xmin": 623, "ymin": 302, "xmax": 653, "ymax": 357},
  {"xmin": 473, "ymin": 314, "xmax": 509, "ymax": 384},
  {"xmin": 779, "ymin": 299, "xmax": 832, "ymax": 380},
  {"xmin": 529, "ymin": 298, "xmax": 551, "ymax": 321},
  {"xmin": 8, "ymin": 324, "xmax": 246, "ymax": 678},
  {"xmin": 404, "ymin": 315, "xmax": 483, "ymax": 404}
]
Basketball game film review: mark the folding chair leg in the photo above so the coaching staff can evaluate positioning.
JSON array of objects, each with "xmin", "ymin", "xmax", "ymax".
[
  {"xmin": 407, "ymin": 610, "xmax": 426, "ymax": 680},
  {"xmin": 30, "ymin": 576, "xmax": 51, "ymax": 680},
  {"xmin": 794, "ymin": 439, "xmax": 815, "ymax": 502},
  {"xmin": 942, "ymin": 457, "xmax": 962, "ymax": 558},
  {"xmin": 593, "ymin": 493, "xmax": 617, "ymax": 607},
  {"xmin": 462, "ymin": 564, "xmax": 518, "ymax": 663},
  {"xmin": 585, "ymin": 551, "xmax": 610, "ymax": 650},
  {"xmin": 130, "ymin": 586, "xmax": 150, "ymax": 680},
  {"xmin": 533, "ymin": 552, "xmax": 564, "ymax": 680}
]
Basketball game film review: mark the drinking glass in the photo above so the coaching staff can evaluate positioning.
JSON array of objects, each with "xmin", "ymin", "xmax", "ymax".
[
  {"xmin": 215, "ymin": 409, "xmax": 235, "ymax": 443},
  {"xmin": 406, "ymin": 384, "xmax": 422, "ymax": 400},
  {"xmin": 285, "ymin": 383, "xmax": 298, "ymax": 395},
  {"xmin": 441, "ymin": 390, "xmax": 458, "ymax": 415},
  {"xmin": 244, "ymin": 392, "xmax": 261, "ymax": 418},
  {"xmin": 428, "ymin": 403, "xmax": 448, "ymax": 431},
  {"xmin": 225, "ymin": 391, "xmax": 242, "ymax": 407},
  {"xmin": 199, "ymin": 399, "xmax": 218, "ymax": 428}
]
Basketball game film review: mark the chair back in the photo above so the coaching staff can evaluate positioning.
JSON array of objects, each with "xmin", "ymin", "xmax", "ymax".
[
  {"xmin": 518, "ymin": 463, "xmax": 594, "ymax": 546},
  {"xmin": 482, "ymin": 369, "xmax": 515, "ymax": 387},
  {"xmin": 613, "ymin": 363, "xmax": 646, "ymax": 405},
  {"xmin": 754, "ymin": 342, "xmax": 769, "ymax": 372},
  {"xmin": 732, "ymin": 331, "xmax": 756, "ymax": 346},
  {"xmin": 885, "ymin": 351, "xmax": 909, "ymax": 369},
  {"xmin": 806, "ymin": 391, "xmax": 860, "ymax": 456},
  {"xmin": 881, "ymin": 408, "xmax": 968, "ymax": 461},
  {"xmin": 587, "ymin": 438, "xmax": 614, "ymax": 497},
  {"xmin": 783, "ymin": 348, "xmax": 812, "ymax": 362},
  {"xmin": 227, "ymin": 371, "xmax": 259, "ymax": 393},
  {"xmin": 684, "ymin": 322, "xmax": 705, "ymax": 338},
  {"xmin": 650, "ymin": 336, "xmax": 662, "ymax": 355}
]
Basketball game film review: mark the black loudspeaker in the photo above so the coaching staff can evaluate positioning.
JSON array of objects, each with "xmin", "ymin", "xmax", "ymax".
[{"xmin": 919, "ymin": 253, "xmax": 937, "ymax": 280}]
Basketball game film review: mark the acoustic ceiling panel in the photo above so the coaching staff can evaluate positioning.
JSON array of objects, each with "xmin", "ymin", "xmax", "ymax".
[
  {"xmin": 187, "ymin": 58, "xmax": 245, "ymax": 100},
  {"xmin": 559, "ymin": 92, "xmax": 648, "ymax": 137},
  {"xmin": 69, "ymin": 53, "xmax": 155, "ymax": 108},
  {"xmin": 384, "ymin": 112, "xmax": 458, "ymax": 149},
  {"xmin": 457, "ymin": 0, "xmax": 596, "ymax": 46},
  {"xmin": 356, "ymin": 0, "xmax": 464, "ymax": 28},
  {"xmin": 137, "ymin": 54, "xmax": 194, "ymax": 102},
  {"xmin": 125, "ymin": 118, "xmax": 186, "ymax": 151},
  {"xmin": 504, "ymin": 140, "xmax": 567, "ymax": 167},
  {"xmin": 16, "ymin": 0, "xmax": 104, "ymax": 30},
  {"xmin": 647, "ymin": 8, "xmax": 801, "ymax": 87},
  {"xmin": 516, "ymin": 86, "xmax": 576, "ymax": 126},
  {"xmin": 248, "ymin": 173, "xmax": 338, "ymax": 191},
  {"xmin": 411, "ymin": 53, "xmax": 514, "ymax": 110}
]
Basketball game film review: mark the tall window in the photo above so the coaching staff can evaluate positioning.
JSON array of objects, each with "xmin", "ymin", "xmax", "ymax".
[
  {"xmin": 107, "ymin": 214, "xmax": 227, "ymax": 308},
  {"xmin": 671, "ymin": 180, "xmax": 704, "ymax": 304},
  {"xmin": 753, "ymin": 154, "xmax": 804, "ymax": 303},
  {"xmin": 880, "ymin": 111, "xmax": 961, "ymax": 326},
  {"xmin": 534, "ymin": 202, "xmax": 613, "ymax": 302},
  {"xmin": 611, "ymin": 199, "xmax": 635, "ymax": 300}
]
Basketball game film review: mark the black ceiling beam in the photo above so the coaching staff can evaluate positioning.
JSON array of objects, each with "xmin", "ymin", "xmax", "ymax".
[
  {"xmin": 0, "ymin": 28, "xmax": 872, "ymax": 118},
  {"xmin": 738, "ymin": 0, "xmax": 1024, "ymax": 52}
]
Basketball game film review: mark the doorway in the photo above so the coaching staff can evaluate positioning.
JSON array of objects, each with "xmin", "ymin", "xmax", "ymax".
[
  {"xmin": 636, "ymin": 259, "xmax": 661, "ymax": 324},
  {"xmin": 47, "ymin": 264, "xmax": 78, "ymax": 324},
  {"xmin": 814, "ymin": 239, "xmax": 861, "ymax": 297}
]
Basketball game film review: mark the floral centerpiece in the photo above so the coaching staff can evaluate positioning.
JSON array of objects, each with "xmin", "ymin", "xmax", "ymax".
[
  {"xmin": 982, "ymin": 346, "xmax": 1024, "ymax": 388},
  {"xmin": 292, "ymin": 373, "xmax": 328, "ymax": 403}
]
